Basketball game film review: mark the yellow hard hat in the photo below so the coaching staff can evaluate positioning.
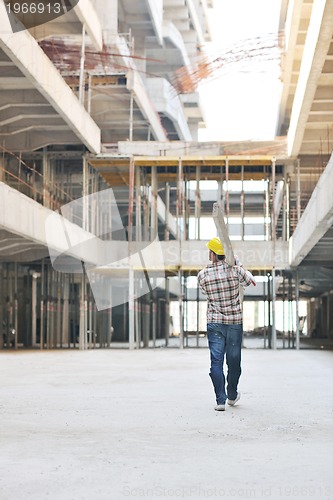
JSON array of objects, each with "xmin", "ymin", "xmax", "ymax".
[{"xmin": 206, "ymin": 237, "xmax": 225, "ymax": 255}]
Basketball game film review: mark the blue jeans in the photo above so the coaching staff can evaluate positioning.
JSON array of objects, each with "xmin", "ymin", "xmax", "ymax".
[{"xmin": 207, "ymin": 322, "xmax": 243, "ymax": 405}]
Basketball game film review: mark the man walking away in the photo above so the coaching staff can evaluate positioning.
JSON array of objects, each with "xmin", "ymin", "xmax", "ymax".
[{"xmin": 197, "ymin": 237, "xmax": 256, "ymax": 411}]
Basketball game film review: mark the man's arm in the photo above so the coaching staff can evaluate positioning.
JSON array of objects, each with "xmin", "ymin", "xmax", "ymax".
[
  {"xmin": 234, "ymin": 255, "xmax": 256, "ymax": 286},
  {"xmin": 236, "ymin": 265, "xmax": 256, "ymax": 288}
]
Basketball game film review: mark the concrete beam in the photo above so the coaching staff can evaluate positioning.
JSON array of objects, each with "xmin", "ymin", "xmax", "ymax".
[
  {"xmin": 186, "ymin": 0, "xmax": 205, "ymax": 46},
  {"xmin": 126, "ymin": 70, "xmax": 167, "ymax": 141},
  {"xmin": 287, "ymin": 0, "xmax": 333, "ymax": 157},
  {"xmin": 0, "ymin": 2, "xmax": 101, "ymax": 154},
  {"xmin": 277, "ymin": 0, "xmax": 303, "ymax": 134},
  {"xmin": 117, "ymin": 140, "xmax": 286, "ymax": 158},
  {"xmin": 0, "ymin": 129, "xmax": 81, "ymax": 151},
  {"xmin": 290, "ymin": 154, "xmax": 333, "ymax": 266},
  {"xmin": 145, "ymin": 78, "xmax": 192, "ymax": 141},
  {"xmin": 162, "ymin": 20, "xmax": 190, "ymax": 66},
  {"xmin": 72, "ymin": 0, "xmax": 103, "ymax": 51},
  {"xmin": 146, "ymin": 0, "xmax": 163, "ymax": 46},
  {"xmin": 0, "ymin": 182, "xmax": 103, "ymax": 264}
]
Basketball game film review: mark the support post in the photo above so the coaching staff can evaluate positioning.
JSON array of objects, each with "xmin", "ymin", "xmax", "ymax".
[
  {"xmin": 165, "ymin": 182, "xmax": 170, "ymax": 240},
  {"xmin": 150, "ymin": 165, "xmax": 158, "ymax": 239},
  {"xmin": 79, "ymin": 274, "xmax": 87, "ymax": 350},
  {"xmin": 152, "ymin": 291, "xmax": 157, "ymax": 349},
  {"xmin": 0, "ymin": 265, "xmax": 2, "ymax": 349},
  {"xmin": 263, "ymin": 274, "xmax": 267, "ymax": 349},
  {"xmin": 295, "ymin": 270, "xmax": 300, "ymax": 350},
  {"xmin": 31, "ymin": 272, "xmax": 38, "ymax": 347},
  {"xmin": 241, "ymin": 164, "xmax": 245, "ymax": 240},
  {"xmin": 43, "ymin": 148, "xmax": 49, "ymax": 208},
  {"xmin": 178, "ymin": 268, "xmax": 184, "ymax": 349},
  {"xmin": 136, "ymin": 166, "xmax": 142, "ymax": 242},
  {"xmin": 40, "ymin": 260, "xmax": 45, "ymax": 349},
  {"xmin": 195, "ymin": 165, "xmax": 201, "ymax": 239},
  {"xmin": 177, "ymin": 157, "xmax": 184, "ymax": 240},
  {"xmin": 271, "ymin": 267, "xmax": 277, "ymax": 350},
  {"xmin": 165, "ymin": 277, "xmax": 170, "ymax": 347},
  {"xmin": 14, "ymin": 263, "xmax": 18, "ymax": 350},
  {"xmin": 225, "ymin": 158, "xmax": 229, "ymax": 224},
  {"xmin": 282, "ymin": 174, "xmax": 287, "ymax": 241},
  {"xmin": 129, "ymin": 91, "xmax": 134, "ymax": 141},
  {"xmin": 296, "ymin": 159, "xmax": 301, "ymax": 222},
  {"xmin": 286, "ymin": 175, "xmax": 290, "ymax": 240},
  {"xmin": 62, "ymin": 276, "xmax": 69, "ymax": 347},
  {"xmin": 196, "ymin": 279, "xmax": 200, "ymax": 348},
  {"xmin": 271, "ymin": 157, "xmax": 276, "ymax": 242},
  {"xmin": 129, "ymin": 267, "xmax": 135, "ymax": 350},
  {"xmin": 265, "ymin": 179, "xmax": 270, "ymax": 240},
  {"xmin": 79, "ymin": 24, "xmax": 86, "ymax": 105},
  {"xmin": 128, "ymin": 157, "xmax": 136, "ymax": 350}
]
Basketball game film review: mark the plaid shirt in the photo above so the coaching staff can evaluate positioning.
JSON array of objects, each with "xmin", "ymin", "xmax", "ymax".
[{"xmin": 197, "ymin": 261, "xmax": 252, "ymax": 324}]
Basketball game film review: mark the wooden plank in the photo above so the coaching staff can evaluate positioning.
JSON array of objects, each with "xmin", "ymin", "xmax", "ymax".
[{"xmin": 212, "ymin": 202, "xmax": 235, "ymax": 267}]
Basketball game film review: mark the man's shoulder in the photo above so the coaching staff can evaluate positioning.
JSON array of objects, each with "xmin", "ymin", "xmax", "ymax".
[{"xmin": 197, "ymin": 267, "xmax": 206, "ymax": 279}]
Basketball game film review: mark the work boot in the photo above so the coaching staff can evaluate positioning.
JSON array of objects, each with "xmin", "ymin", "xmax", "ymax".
[
  {"xmin": 227, "ymin": 392, "xmax": 241, "ymax": 406},
  {"xmin": 214, "ymin": 403, "xmax": 226, "ymax": 411}
]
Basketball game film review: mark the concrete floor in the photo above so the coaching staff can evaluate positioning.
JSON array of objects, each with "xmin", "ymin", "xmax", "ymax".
[{"xmin": 0, "ymin": 348, "xmax": 332, "ymax": 500}]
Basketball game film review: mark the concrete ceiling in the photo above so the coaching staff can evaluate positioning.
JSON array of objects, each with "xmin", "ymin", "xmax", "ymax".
[
  {"xmin": 278, "ymin": 0, "xmax": 333, "ymax": 158},
  {"xmin": 0, "ymin": 49, "xmax": 81, "ymax": 151}
]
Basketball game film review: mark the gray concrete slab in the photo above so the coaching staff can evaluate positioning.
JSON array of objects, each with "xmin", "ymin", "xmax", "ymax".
[{"xmin": 0, "ymin": 348, "xmax": 332, "ymax": 500}]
